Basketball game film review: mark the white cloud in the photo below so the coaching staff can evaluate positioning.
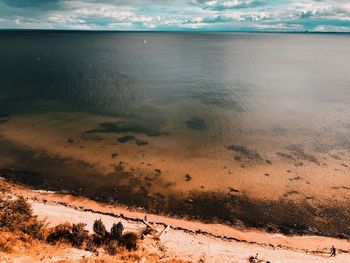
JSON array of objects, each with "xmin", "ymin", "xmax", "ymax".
[
  {"xmin": 0, "ymin": 0, "xmax": 349, "ymax": 31},
  {"xmin": 192, "ymin": 0, "xmax": 267, "ymax": 10},
  {"xmin": 313, "ymin": 24, "xmax": 349, "ymax": 32}
]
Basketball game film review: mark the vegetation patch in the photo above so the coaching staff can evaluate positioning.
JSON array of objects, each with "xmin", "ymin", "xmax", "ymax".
[{"xmin": 0, "ymin": 182, "xmax": 140, "ymax": 256}]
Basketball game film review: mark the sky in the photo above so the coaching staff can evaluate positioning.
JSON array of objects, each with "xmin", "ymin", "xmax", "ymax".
[{"xmin": 0, "ymin": 0, "xmax": 349, "ymax": 32}]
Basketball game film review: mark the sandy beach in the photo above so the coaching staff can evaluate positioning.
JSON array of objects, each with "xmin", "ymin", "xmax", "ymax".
[{"xmin": 1, "ymin": 179, "xmax": 349, "ymax": 262}]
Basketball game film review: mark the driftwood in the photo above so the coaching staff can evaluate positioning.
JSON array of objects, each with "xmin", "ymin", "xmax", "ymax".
[
  {"xmin": 141, "ymin": 217, "xmax": 170, "ymax": 239},
  {"xmin": 142, "ymin": 219, "xmax": 155, "ymax": 230},
  {"xmin": 157, "ymin": 224, "xmax": 170, "ymax": 238}
]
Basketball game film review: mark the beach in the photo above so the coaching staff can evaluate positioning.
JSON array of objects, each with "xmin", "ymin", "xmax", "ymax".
[{"xmin": 1, "ymin": 179, "xmax": 349, "ymax": 262}]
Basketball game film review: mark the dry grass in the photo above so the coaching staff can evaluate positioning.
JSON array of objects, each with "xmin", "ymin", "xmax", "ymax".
[{"xmin": 0, "ymin": 181, "xmax": 189, "ymax": 262}]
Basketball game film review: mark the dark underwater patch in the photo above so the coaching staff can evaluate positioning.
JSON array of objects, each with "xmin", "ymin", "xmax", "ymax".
[
  {"xmin": 86, "ymin": 120, "xmax": 163, "ymax": 137},
  {"xmin": 0, "ymin": 118, "xmax": 8, "ymax": 124},
  {"xmin": 135, "ymin": 138, "xmax": 148, "ymax": 146},
  {"xmin": 117, "ymin": 135, "xmax": 135, "ymax": 143},
  {"xmin": 226, "ymin": 145, "xmax": 261, "ymax": 160},
  {"xmin": 185, "ymin": 117, "xmax": 208, "ymax": 131},
  {"xmin": 276, "ymin": 152, "xmax": 295, "ymax": 160},
  {"xmin": 0, "ymin": 113, "xmax": 10, "ymax": 124},
  {"xmin": 313, "ymin": 142, "xmax": 332, "ymax": 153},
  {"xmin": 191, "ymin": 90, "xmax": 244, "ymax": 111},
  {"xmin": 270, "ymin": 124, "xmax": 287, "ymax": 136},
  {"xmin": 117, "ymin": 135, "xmax": 148, "ymax": 146},
  {"xmin": 331, "ymin": 154, "xmax": 341, "ymax": 160},
  {"xmin": 287, "ymin": 144, "xmax": 320, "ymax": 165}
]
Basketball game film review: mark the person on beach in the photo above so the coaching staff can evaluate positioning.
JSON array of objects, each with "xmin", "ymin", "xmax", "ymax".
[{"xmin": 330, "ymin": 245, "xmax": 336, "ymax": 257}]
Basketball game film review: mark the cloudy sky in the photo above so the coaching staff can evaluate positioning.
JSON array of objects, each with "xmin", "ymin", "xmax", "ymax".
[{"xmin": 0, "ymin": 0, "xmax": 349, "ymax": 31}]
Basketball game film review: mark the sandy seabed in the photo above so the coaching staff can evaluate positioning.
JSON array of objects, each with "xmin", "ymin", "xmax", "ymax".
[{"xmin": 0, "ymin": 112, "xmax": 349, "ymax": 238}]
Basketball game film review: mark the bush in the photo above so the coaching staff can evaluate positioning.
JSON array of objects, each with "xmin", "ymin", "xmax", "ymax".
[
  {"xmin": 0, "ymin": 190, "xmax": 142, "ymax": 255},
  {"xmin": 120, "ymin": 232, "xmax": 138, "ymax": 251},
  {"xmin": 85, "ymin": 236, "xmax": 98, "ymax": 253},
  {"xmin": 46, "ymin": 223, "xmax": 73, "ymax": 244},
  {"xmin": 11, "ymin": 196, "xmax": 33, "ymax": 220},
  {"xmin": 0, "ymin": 196, "xmax": 33, "ymax": 229},
  {"xmin": 92, "ymin": 233, "xmax": 104, "ymax": 247},
  {"xmin": 110, "ymin": 222, "xmax": 123, "ymax": 241},
  {"xmin": 105, "ymin": 240, "xmax": 119, "ymax": 255},
  {"xmin": 21, "ymin": 220, "xmax": 46, "ymax": 240},
  {"xmin": 93, "ymin": 219, "xmax": 107, "ymax": 237},
  {"xmin": 0, "ymin": 196, "xmax": 45, "ymax": 240},
  {"xmin": 71, "ymin": 223, "xmax": 89, "ymax": 248},
  {"xmin": 47, "ymin": 222, "xmax": 89, "ymax": 248}
]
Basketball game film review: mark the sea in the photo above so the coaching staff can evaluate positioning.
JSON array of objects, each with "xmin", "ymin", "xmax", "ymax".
[{"xmin": 0, "ymin": 31, "xmax": 349, "ymax": 237}]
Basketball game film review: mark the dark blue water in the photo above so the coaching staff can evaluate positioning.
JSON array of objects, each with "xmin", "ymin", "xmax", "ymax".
[{"xmin": 1, "ymin": 31, "xmax": 348, "ymax": 115}]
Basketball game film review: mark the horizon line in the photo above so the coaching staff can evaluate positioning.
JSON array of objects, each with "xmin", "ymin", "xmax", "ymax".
[{"xmin": 0, "ymin": 28, "xmax": 349, "ymax": 34}]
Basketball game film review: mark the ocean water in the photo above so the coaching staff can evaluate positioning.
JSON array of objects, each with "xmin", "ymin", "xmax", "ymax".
[
  {"xmin": 1, "ymin": 32, "xmax": 350, "ymax": 129},
  {"xmin": 0, "ymin": 31, "xmax": 350, "ymax": 236}
]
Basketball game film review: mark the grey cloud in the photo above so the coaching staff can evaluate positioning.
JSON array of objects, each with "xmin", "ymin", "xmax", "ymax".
[{"xmin": 1, "ymin": 0, "xmax": 59, "ymax": 8}]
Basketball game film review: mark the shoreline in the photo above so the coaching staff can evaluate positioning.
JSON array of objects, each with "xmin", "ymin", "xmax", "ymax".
[
  {"xmin": 3, "ymin": 179, "xmax": 350, "ymax": 258},
  {"xmin": 2, "ymin": 166, "xmax": 350, "ymax": 240}
]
